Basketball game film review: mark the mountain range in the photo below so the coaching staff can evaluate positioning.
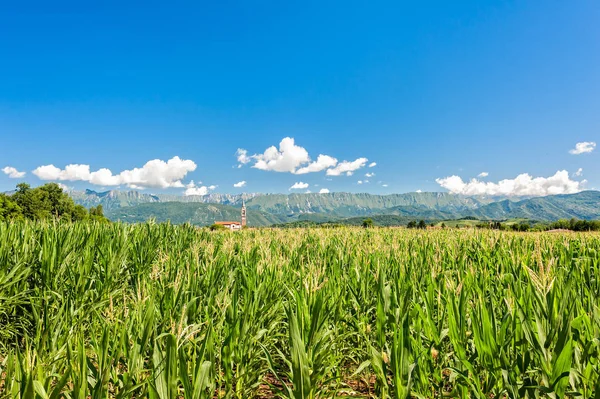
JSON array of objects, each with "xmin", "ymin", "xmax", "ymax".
[{"xmin": 68, "ymin": 189, "xmax": 600, "ymax": 227}]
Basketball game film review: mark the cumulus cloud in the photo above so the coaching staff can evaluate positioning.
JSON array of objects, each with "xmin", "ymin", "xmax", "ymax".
[
  {"xmin": 251, "ymin": 137, "xmax": 310, "ymax": 173},
  {"xmin": 357, "ymin": 180, "xmax": 363, "ymax": 185},
  {"xmin": 569, "ymin": 142, "xmax": 596, "ymax": 155},
  {"xmin": 236, "ymin": 137, "xmax": 370, "ymax": 176},
  {"xmin": 369, "ymin": 162, "xmax": 377, "ymax": 168},
  {"xmin": 416, "ymin": 189, "xmax": 422, "ymax": 193},
  {"xmin": 382, "ymin": 184, "xmax": 388, "ymax": 187},
  {"xmin": 575, "ymin": 168, "xmax": 583, "ymax": 177},
  {"xmin": 478, "ymin": 172, "xmax": 489, "ymax": 177},
  {"xmin": 295, "ymin": 155, "xmax": 338, "ymax": 174},
  {"xmin": 185, "ymin": 186, "xmax": 209, "ymax": 196},
  {"xmin": 33, "ymin": 156, "xmax": 197, "ymax": 189},
  {"xmin": 319, "ymin": 188, "xmax": 330, "ymax": 194},
  {"xmin": 326, "ymin": 158, "xmax": 368, "ymax": 176},
  {"xmin": 2, "ymin": 166, "xmax": 26, "ymax": 178},
  {"xmin": 289, "ymin": 181, "xmax": 309, "ymax": 190},
  {"xmin": 233, "ymin": 180, "xmax": 246, "ymax": 188},
  {"xmin": 236, "ymin": 149, "xmax": 251, "ymax": 167},
  {"xmin": 365, "ymin": 172, "xmax": 375, "ymax": 178},
  {"xmin": 184, "ymin": 180, "xmax": 215, "ymax": 196},
  {"xmin": 436, "ymin": 170, "xmax": 586, "ymax": 197}
]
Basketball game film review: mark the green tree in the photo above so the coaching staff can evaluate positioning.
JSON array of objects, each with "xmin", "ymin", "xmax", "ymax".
[
  {"xmin": 209, "ymin": 223, "xmax": 226, "ymax": 231},
  {"xmin": 7, "ymin": 182, "xmax": 107, "ymax": 222},
  {"xmin": 407, "ymin": 221, "xmax": 417, "ymax": 229},
  {"xmin": 13, "ymin": 183, "xmax": 52, "ymax": 220},
  {"xmin": 89, "ymin": 204, "xmax": 109, "ymax": 222},
  {"xmin": 511, "ymin": 223, "xmax": 530, "ymax": 232},
  {"xmin": 0, "ymin": 194, "xmax": 23, "ymax": 220},
  {"xmin": 362, "ymin": 218, "xmax": 374, "ymax": 228},
  {"xmin": 418, "ymin": 220, "xmax": 427, "ymax": 229},
  {"xmin": 72, "ymin": 204, "xmax": 89, "ymax": 221},
  {"xmin": 38, "ymin": 183, "xmax": 69, "ymax": 218}
]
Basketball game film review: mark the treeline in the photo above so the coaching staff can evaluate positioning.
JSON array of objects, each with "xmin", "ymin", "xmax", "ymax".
[
  {"xmin": 406, "ymin": 220, "xmax": 428, "ymax": 229},
  {"xmin": 546, "ymin": 218, "xmax": 600, "ymax": 231},
  {"xmin": 0, "ymin": 183, "xmax": 107, "ymax": 222},
  {"xmin": 475, "ymin": 219, "xmax": 600, "ymax": 232}
]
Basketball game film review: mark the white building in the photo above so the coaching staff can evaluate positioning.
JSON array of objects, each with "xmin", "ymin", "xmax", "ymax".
[{"xmin": 214, "ymin": 201, "xmax": 247, "ymax": 231}]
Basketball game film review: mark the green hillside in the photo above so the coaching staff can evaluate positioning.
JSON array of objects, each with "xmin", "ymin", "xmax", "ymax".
[
  {"xmin": 244, "ymin": 192, "xmax": 493, "ymax": 218},
  {"xmin": 70, "ymin": 189, "xmax": 160, "ymax": 211},
  {"xmin": 471, "ymin": 191, "xmax": 600, "ymax": 220},
  {"xmin": 106, "ymin": 202, "xmax": 284, "ymax": 226},
  {"xmin": 76, "ymin": 190, "xmax": 600, "ymax": 225}
]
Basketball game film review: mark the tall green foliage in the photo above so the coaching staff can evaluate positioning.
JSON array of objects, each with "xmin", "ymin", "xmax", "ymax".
[
  {"xmin": 0, "ymin": 183, "xmax": 106, "ymax": 222},
  {"xmin": 0, "ymin": 223, "xmax": 599, "ymax": 398}
]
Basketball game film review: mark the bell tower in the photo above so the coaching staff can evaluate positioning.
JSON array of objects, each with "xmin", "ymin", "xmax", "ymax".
[{"xmin": 241, "ymin": 200, "xmax": 247, "ymax": 227}]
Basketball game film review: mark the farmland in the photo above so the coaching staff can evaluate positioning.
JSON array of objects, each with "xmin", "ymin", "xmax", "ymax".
[{"xmin": 0, "ymin": 222, "xmax": 599, "ymax": 398}]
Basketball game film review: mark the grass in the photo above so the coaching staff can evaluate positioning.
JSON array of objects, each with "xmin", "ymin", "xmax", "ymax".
[{"xmin": 0, "ymin": 221, "xmax": 599, "ymax": 398}]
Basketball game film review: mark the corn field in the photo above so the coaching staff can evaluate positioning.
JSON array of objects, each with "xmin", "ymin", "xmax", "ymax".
[{"xmin": 0, "ymin": 221, "xmax": 599, "ymax": 398}]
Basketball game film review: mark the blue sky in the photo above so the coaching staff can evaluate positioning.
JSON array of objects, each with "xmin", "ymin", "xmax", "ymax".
[{"xmin": 1, "ymin": 0, "xmax": 598, "ymax": 196}]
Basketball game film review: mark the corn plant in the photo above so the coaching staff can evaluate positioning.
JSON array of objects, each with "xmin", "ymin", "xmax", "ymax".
[{"xmin": 0, "ymin": 221, "xmax": 599, "ymax": 398}]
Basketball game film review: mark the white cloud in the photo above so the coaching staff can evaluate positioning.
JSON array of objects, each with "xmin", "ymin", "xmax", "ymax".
[
  {"xmin": 33, "ymin": 156, "xmax": 197, "ymax": 189},
  {"xmin": 295, "ymin": 154, "xmax": 338, "ymax": 174},
  {"xmin": 382, "ymin": 184, "xmax": 388, "ymax": 187},
  {"xmin": 236, "ymin": 137, "xmax": 369, "ymax": 176},
  {"xmin": 416, "ymin": 189, "xmax": 422, "ymax": 193},
  {"xmin": 575, "ymin": 168, "xmax": 583, "ymax": 177},
  {"xmin": 436, "ymin": 170, "xmax": 586, "ymax": 197},
  {"xmin": 2, "ymin": 166, "xmax": 26, "ymax": 178},
  {"xmin": 305, "ymin": 190, "xmax": 312, "ymax": 193},
  {"xmin": 233, "ymin": 180, "xmax": 247, "ymax": 188},
  {"xmin": 365, "ymin": 172, "xmax": 375, "ymax": 178},
  {"xmin": 185, "ymin": 186, "xmax": 209, "ymax": 196},
  {"xmin": 251, "ymin": 137, "xmax": 310, "ymax": 173},
  {"xmin": 236, "ymin": 149, "xmax": 251, "ymax": 167},
  {"xmin": 357, "ymin": 180, "xmax": 363, "ymax": 184},
  {"xmin": 184, "ymin": 180, "xmax": 215, "ymax": 196},
  {"xmin": 289, "ymin": 181, "xmax": 309, "ymax": 190},
  {"xmin": 319, "ymin": 188, "xmax": 330, "ymax": 194},
  {"xmin": 326, "ymin": 157, "xmax": 368, "ymax": 176},
  {"xmin": 569, "ymin": 142, "xmax": 596, "ymax": 155},
  {"xmin": 369, "ymin": 162, "xmax": 377, "ymax": 168},
  {"xmin": 478, "ymin": 172, "xmax": 489, "ymax": 177}
]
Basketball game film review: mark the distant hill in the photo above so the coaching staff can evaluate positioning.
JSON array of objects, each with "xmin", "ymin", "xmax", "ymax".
[
  {"xmin": 106, "ymin": 202, "xmax": 284, "ymax": 226},
  {"xmin": 73, "ymin": 189, "xmax": 493, "ymax": 215},
  {"xmin": 73, "ymin": 189, "xmax": 600, "ymax": 226},
  {"xmin": 72, "ymin": 190, "xmax": 495, "ymax": 219},
  {"xmin": 71, "ymin": 189, "xmax": 258, "ymax": 211},
  {"xmin": 243, "ymin": 192, "xmax": 494, "ymax": 218},
  {"xmin": 70, "ymin": 189, "xmax": 160, "ymax": 211},
  {"xmin": 335, "ymin": 191, "xmax": 600, "ymax": 226},
  {"xmin": 471, "ymin": 191, "xmax": 600, "ymax": 220}
]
